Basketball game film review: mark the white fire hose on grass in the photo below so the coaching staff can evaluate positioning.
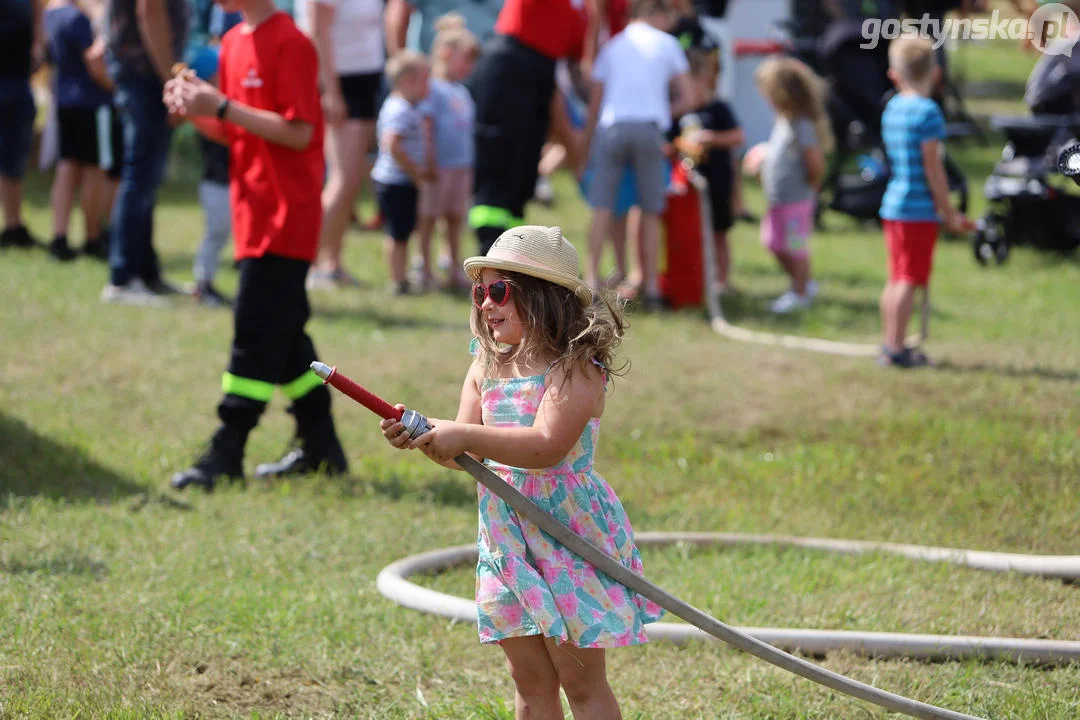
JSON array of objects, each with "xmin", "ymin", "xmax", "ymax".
[
  {"xmin": 311, "ymin": 364, "xmax": 1080, "ymax": 720},
  {"xmin": 689, "ymin": 161, "xmax": 929, "ymax": 357}
]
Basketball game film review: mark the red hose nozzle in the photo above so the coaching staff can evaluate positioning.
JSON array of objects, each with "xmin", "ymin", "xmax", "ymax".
[{"xmin": 310, "ymin": 361, "xmax": 403, "ymax": 421}]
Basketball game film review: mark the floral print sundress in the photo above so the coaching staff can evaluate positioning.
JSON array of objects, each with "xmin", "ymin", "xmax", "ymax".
[{"xmin": 474, "ymin": 356, "xmax": 664, "ymax": 648}]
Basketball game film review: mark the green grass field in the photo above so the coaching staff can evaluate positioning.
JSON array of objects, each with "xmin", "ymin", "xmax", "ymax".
[{"xmin": 3, "ymin": 39, "xmax": 1079, "ymax": 719}]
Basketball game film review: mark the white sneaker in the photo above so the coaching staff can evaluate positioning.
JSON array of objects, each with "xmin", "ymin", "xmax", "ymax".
[
  {"xmin": 534, "ymin": 176, "xmax": 555, "ymax": 206},
  {"xmin": 806, "ymin": 280, "xmax": 819, "ymax": 299},
  {"xmin": 306, "ymin": 269, "xmax": 337, "ymax": 291},
  {"xmin": 100, "ymin": 278, "xmax": 168, "ymax": 306},
  {"xmin": 770, "ymin": 290, "xmax": 810, "ymax": 314}
]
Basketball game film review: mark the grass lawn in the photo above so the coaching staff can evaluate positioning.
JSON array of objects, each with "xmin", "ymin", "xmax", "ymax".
[{"xmin": 2, "ymin": 39, "xmax": 1078, "ymax": 720}]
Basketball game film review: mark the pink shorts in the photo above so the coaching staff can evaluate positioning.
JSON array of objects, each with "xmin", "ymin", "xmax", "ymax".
[
  {"xmin": 761, "ymin": 198, "xmax": 815, "ymax": 260},
  {"xmin": 419, "ymin": 167, "xmax": 473, "ymax": 219}
]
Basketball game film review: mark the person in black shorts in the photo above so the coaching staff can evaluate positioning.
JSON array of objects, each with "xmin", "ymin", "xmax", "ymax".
[
  {"xmin": 296, "ymin": 0, "xmax": 387, "ymax": 289},
  {"xmin": 44, "ymin": 0, "xmax": 116, "ymax": 261},
  {"xmin": 370, "ymin": 51, "xmax": 433, "ymax": 295}
]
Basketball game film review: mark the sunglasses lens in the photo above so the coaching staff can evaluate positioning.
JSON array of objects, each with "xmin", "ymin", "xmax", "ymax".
[
  {"xmin": 489, "ymin": 281, "xmax": 508, "ymax": 305},
  {"xmin": 472, "ymin": 284, "xmax": 486, "ymax": 306}
]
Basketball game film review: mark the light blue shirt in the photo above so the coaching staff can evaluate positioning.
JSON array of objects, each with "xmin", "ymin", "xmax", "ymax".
[
  {"xmin": 406, "ymin": 0, "xmax": 502, "ymax": 53},
  {"xmin": 372, "ymin": 93, "xmax": 433, "ymax": 185},
  {"xmin": 880, "ymin": 94, "xmax": 947, "ymax": 222},
  {"xmin": 430, "ymin": 78, "xmax": 474, "ymax": 169}
]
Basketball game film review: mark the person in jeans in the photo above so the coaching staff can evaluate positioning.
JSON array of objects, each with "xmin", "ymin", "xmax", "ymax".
[
  {"xmin": 101, "ymin": 0, "xmax": 189, "ymax": 305},
  {"xmin": 0, "ymin": 0, "xmax": 43, "ymax": 252},
  {"xmin": 580, "ymin": 0, "xmax": 694, "ymax": 310}
]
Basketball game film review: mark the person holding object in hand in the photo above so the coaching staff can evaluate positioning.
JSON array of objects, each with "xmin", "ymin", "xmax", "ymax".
[
  {"xmin": 165, "ymin": 0, "xmax": 348, "ymax": 492},
  {"xmin": 380, "ymin": 225, "xmax": 662, "ymax": 720},
  {"xmin": 878, "ymin": 36, "xmax": 973, "ymax": 369}
]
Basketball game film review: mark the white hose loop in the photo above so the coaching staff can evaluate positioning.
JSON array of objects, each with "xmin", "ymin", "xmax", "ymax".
[
  {"xmin": 690, "ymin": 165, "xmax": 927, "ymax": 356},
  {"xmin": 377, "ymin": 533, "xmax": 1080, "ymax": 667}
]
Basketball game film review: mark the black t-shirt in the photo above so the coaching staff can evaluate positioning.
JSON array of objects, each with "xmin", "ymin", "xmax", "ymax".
[
  {"xmin": 0, "ymin": 0, "xmax": 34, "ymax": 79},
  {"xmin": 670, "ymin": 16, "xmax": 719, "ymax": 54},
  {"xmin": 672, "ymin": 99, "xmax": 740, "ymax": 227},
  {"xmin": 200, "ymin": 136, "xmax": 230, "ymax": 185}
]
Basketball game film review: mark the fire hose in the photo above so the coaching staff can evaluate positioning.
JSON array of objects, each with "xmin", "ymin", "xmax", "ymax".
[
  {"xmin": 685, "ymin": 159, "xmax": 929, "ymax": 357},
  {"xmin": 309, "ymin": 362, "xmax": 1080, "ymax": 719}
]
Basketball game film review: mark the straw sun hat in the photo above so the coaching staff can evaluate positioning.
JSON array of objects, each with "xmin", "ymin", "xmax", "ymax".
[{"xmin": 463, "ymin": 226, "xmax": 594, "ymax": 306}]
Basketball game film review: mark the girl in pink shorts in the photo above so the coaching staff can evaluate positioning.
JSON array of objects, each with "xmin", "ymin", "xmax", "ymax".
[
  {"xmin": 416, "ymin": 15, "xmax": 479, "ymax": 291},
  {"xmin": 744, "ymin": 58, "xmax": 832, "ymax": 314}
]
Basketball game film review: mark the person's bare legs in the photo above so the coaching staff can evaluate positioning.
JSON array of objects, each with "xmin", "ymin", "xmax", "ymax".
[
  {"xmin": 888, "ymin": 281, "xmax": 917, "ymax": 352},
  {"xmin": 502, "ymin": 636, "xmax": 564, "ymax": 720},
  {"xmin": 543, "ymin": 637, "xmax": 621, "ymax": 720},
  {"xmin": 713, "ymin": 229, "xmax": 730, "ymax": 287},
  {"xmin": 1, "ymin": 176, "xmax": 24, "ymax": 230},
  {"xmin": 80, "ymin": 166, "xmax": 108, "ymax": 239},
  {"xmin": 880, "ymin": 282, "xmax": 895, "ymax": 351},
  {"xmin": 51, "ymin": 160, "xmax": 84, "ymax": 239},
  {"xmin": 385, "ymin": 236, "xmax": 408, "ymax": 287},
  {"xmin": 416, "ymin": 213, "xmax": 438, "ymax": 288},
  {"xmin": 445, "ymin": 212, "xmax": 468, "ymax": 288},
  {"xmin": 772, "ymin": 251, "xmax": 807, "ymax": 294},
  {"xmin": 790, "ymin": 254, "xmax": 810, "ymax": 295},
  {"xmin": 639, "ymin": 211, "xmax": 662, "ymax": 299},
  {"xmin": 608, "ymin": 213, "xmax": 628, "ymax": 287},
  {"xmin": 625, "ymin": 207, "xmax": 643, "ymax": 290},
  {"xmin": 316, "ymin": 119, "xmax": 372, "ymax": 277},
  {"xmin": 587, "ymin": 207, "xmax": 613, "ymax": 289}
]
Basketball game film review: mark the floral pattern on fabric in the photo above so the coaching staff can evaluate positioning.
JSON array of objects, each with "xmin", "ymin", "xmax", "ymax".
[{"xmin": 474, "ymin": 367, "xmax": 664, "ymax": 648}]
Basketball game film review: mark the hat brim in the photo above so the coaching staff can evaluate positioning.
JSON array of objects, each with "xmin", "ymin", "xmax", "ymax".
[{"xmin": 463, "ymin": 255, "xmax": 594, "ymax": 306}]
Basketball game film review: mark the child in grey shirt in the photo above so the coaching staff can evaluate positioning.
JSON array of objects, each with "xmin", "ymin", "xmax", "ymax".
[{"xmin": 745, "ymin": 57, "xmax": 832, "ymax": 314}]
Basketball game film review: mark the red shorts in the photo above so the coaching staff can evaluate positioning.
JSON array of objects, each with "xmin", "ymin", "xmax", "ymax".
[{"xmin": 883, "ymin": 219, "xmax": 938, "ymax": 287}]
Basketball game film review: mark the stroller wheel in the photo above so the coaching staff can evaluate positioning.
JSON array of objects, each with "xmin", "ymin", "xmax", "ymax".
[
  {"xmin": 994, "ymin": 240, "xmax": 1010, "ymax": 264},
  {"xmin": 973, "ymin": 233, "xmax": 992, "ymax": 266}
]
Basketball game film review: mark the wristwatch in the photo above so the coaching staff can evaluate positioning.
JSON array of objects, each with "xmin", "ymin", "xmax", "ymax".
[{"xmin": 216, "ymin": 98, "xmax": 231, "ymax": 120}]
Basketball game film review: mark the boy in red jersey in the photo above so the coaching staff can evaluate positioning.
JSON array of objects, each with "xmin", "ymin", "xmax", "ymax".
[{"xmin": 164, "ymin": 0, "xmax": 348, "ymax": 491}]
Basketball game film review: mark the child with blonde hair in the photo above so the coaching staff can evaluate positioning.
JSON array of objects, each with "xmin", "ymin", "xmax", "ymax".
[
  {"xmin": 415, "ymin": 13, "xmax": 478, "ymax": 291},
  {"xmin": 380, "ymin": 225, "xmax": 662, "ymax": 719},
  {"xmin": 371, "ymin": 50, "xmax": 434, "ymax": 295},
  {"xmin": 744, "ymin": 56, "xmax": 832, "ymax": 313},
  {"xmin": 878, "ymin": 36, "xmax": 970, "ymax": 368}
]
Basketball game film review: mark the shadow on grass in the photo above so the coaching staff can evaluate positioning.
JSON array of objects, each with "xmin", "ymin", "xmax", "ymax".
[
  {"xmin": 1, "ymin": 553, "xmax": 109, "ymax": 579},
  {"xmin": 932, "ymin": 360, "xmax": 1080, "ymax": 383},
  {"xmin": 316, "ymin": 469, "xmax": 476, "ymax": 509},
  {"xmin": 0, "ymin": 412, "xmax": 144, "ymax": 506}
]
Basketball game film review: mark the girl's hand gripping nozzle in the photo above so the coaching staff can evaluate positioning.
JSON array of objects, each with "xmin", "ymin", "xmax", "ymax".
[{"xmin": 309, "ymin": 362, "xmax": 432, "ymax": 440}]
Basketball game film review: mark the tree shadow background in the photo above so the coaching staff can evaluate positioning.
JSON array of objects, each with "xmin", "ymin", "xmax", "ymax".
[{"xmin": 0, "ymin": 412, "xmax": 145, "ymax": 507}]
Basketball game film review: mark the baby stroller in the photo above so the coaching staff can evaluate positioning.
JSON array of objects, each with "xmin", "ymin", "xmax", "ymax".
[
  {"xmin": 811, "ymin": 20, "xmax": 970, "ymax": 225},
  {"xmin": 973, "ymin": 116, "xmax": 1080, "ymax": 264},
  {"xmin": 973, "ymin": 50, "xmax": 1080, "ymax": 264}
]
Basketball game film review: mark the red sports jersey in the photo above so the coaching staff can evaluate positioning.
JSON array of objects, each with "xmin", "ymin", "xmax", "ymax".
[
  {"xmin": 219, "ymin": 13, "xmax": 324, "ymax": 263},
  {"xmin": 495, "ymin": 0, "xmax": 589, "ymax": 60}
]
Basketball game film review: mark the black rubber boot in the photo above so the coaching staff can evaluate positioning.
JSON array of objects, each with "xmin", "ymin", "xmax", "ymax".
[
  {"xmin": 170, "ymin": 425, "xmax": 247, "ymax": 492},
  {"xmin": 255, "ymin": 389, "xmax": 348, "ymax": 478}
]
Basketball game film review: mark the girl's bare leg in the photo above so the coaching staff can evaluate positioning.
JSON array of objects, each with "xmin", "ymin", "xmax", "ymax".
[
  {"xmin": 543, "ymin": 638, "xmax": 621, "ymax": 720},
  {"xmin": 502, "ymin": 636, "xmax": 564, "ymax": 720}
]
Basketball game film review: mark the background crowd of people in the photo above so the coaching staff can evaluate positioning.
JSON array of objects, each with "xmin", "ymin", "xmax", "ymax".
[{"xmin": 0, "ymin": 0, "xmax": 1051, "ymax": 310}]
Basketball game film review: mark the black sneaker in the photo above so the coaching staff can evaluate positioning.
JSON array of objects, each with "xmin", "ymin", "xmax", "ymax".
[
  {"xmin": 49, "ymin": 235, "xmax": 78, "ymax": 262},
  {"xmin": 194, "ymin": 282, "xmax": 232, "ymax": 308},
  {"xmin": 1, "ymin": 225, "xmax": 38, "ymax": 249},
  {"xmin": 82, "ymin": 234, "xmax": 110, "ymax": 261},
  {"xmin": 254, "ymin": 432, "xmax": 348, "ymax": 479},
  {"xmin": 877, "ymin": 346, "xmax": 931, "ymax": 369},
  {"xmin": 144, "ymin": 276, "xmax": 188, "ymax": 296},
  {"xmin": 170, "ymin": 426, "xmax": 247, "ymax": 492}
]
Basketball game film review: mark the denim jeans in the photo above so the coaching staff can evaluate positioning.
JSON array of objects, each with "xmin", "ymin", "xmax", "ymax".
[{"xmin": 108, "ymin": 69, "xmax": 172, "ymax": 287}]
